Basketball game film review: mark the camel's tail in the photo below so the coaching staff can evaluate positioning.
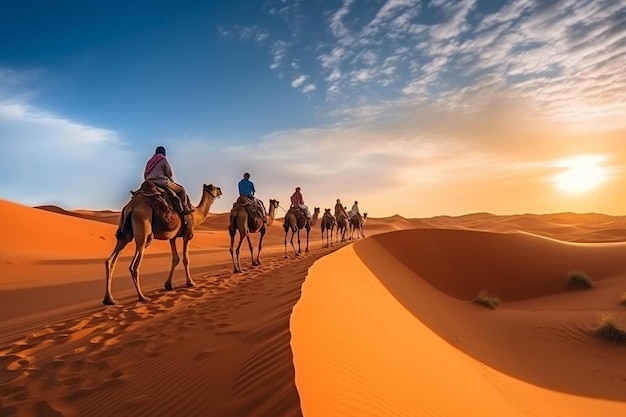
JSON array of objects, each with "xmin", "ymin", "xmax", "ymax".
[
  {"xmin": 228, "ymin": 209, "xmax": 238, "ymax": 234},
  {"xmin": 115, "ymin": 202, "xmax": 134, "ymax": 240},
  {"xmin": 283, "ymin": 218, "xmax": 296, "ymax": 233}
]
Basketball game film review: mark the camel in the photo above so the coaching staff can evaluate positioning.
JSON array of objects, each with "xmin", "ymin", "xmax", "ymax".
[
  {"xmin": 104, "ymin": 182, "xmax": 222, "ymax": 305},
  {"xmin": 349, "ymin": 212, "xmax": 368, "ymax": 240},
  {"xmin": 334, "ymin": 213, "xmax": 349, "ymax": 244},
  {"xmin": 283, "ymin": 206, "xmax": 320, "ymax": 257},
  {"xmin": 320, "ymin": 208, "xmax": 335, "ymax": 248},
  {"xmin": 228, "ymin": 198, "xmax": 279, "ymax": 273}
]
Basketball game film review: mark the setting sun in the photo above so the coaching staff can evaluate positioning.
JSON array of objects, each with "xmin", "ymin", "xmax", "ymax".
[{"xmin": 553, "ymin": 155, "xmax": 609, "ymax": 193}]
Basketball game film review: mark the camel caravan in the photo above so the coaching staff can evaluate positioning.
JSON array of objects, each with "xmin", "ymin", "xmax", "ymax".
[{"xmin": 103, "ymin": 149, "xmax": 366, "ymax": 304}]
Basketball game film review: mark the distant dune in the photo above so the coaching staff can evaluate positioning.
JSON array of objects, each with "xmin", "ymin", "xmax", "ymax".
[{"xmin": 2, "ymin": 198, "xmax": 625, "ymax": 416}]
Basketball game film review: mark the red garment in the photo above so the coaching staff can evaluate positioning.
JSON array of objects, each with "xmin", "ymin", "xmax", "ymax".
[
  {"xmin": 290, "ymin": 190, "xmax": 304, "ymax": 207},
  {"xmin": 144, "ymin": 154, "xmax": 166, "ymax": 178}
]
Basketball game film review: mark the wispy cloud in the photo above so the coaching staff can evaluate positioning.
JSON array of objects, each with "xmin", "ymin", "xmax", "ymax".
[
  {"xmin": 222, "ymin": 0, "xmax": 626, "ymax": 136},
  {"xmin": 219, "ymin": 25, "xmax": 269, "ymax": 44}
]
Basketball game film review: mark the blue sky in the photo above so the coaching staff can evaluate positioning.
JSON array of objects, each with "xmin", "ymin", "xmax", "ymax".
[{"xmin": 1, "ymin": 0, "xmax": 626, "ymax": 217}]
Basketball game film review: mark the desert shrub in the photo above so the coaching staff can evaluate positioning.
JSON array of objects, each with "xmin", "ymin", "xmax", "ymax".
[
  {"xmin": 566, "ymin": 270, "xmax": 593, "ymax": 289},
  {"xmin": 595, "ymin": 313, "xmax": 626, "ymax": 343},
  {"xmin": 473, "ymin": 290, "xmax": 501, "ymax": 310}
]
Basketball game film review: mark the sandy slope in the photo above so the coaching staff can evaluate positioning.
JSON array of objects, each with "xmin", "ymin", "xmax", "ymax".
[{"xmin": 292, "ymin": 230, "xmax": 626, "ymax": 416}]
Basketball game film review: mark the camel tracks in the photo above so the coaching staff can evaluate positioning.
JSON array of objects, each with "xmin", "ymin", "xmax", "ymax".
[{"xmin": 0, "ymin": 241, "xmax": 349, "ymax": 416}]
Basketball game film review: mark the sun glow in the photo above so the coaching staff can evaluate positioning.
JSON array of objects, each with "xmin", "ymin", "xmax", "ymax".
[{"xmin": 553, "ymin": 155, "xmax": 609, "ymax": 193}]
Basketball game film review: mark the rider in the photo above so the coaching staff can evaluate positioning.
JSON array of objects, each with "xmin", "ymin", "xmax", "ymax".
[
  {"xmin": 290, "ymin": 186, "xmax": 311, "ymax": 219},
  {"xmin": 334, "ymin": 198, "xmax": 349, "ymax": 219},
  {"xmin": 238, "ymin": 172, "xmax": 267, "ymax": 221},
  {"xmin": 349, "ymin": 200, "xmax": 361, "ymax": 220},
  {"xmin": 144, "ymin": 146, "xmax": 195, "ymax": 215}
]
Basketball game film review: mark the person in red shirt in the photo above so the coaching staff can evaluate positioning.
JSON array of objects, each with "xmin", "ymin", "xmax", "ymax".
[{"xmin": 290, "ymin": 186, "xmax": 311, "ymax": 219}]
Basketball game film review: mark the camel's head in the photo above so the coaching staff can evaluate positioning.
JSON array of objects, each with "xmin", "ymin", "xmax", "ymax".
[
  {"xmin": 363, "ymin": 213, "xmax": 368, "ymax": 219},
  {"xmin": 203, "ymin": 184, "xmax": 222, "ymax": 199},
  {"xmin": 313, "ymin": 207, "xmax": 321, "ymax": 216},
  {"xmin": 324, "ymin": 208, "xmax": 332, "ymax": 215},
  {"xmin": 269, "ymin": 199, "xmax": 280, "ymax": 209}
]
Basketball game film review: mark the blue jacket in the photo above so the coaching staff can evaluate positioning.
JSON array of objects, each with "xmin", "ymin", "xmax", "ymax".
[{"xmin": 238, "ymin": 178, "xmax": 255, "ymax": 197}]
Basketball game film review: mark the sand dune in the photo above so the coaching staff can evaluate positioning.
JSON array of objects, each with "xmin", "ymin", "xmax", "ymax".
[
  {"xmin": 2, "ymin": 198, "xmax": 626, "ymax": 416},
  {"xmin": 292, "ymin": 230, "xmax": 626, "ymax": 416}
]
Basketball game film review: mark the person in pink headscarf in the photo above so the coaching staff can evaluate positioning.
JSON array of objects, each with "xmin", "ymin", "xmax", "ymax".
[
  {"xmin": 290, "ymin": 186, "xmax": 310, "ymax": 219},
  {"xmin": 144, "ymin": 146, "xmax": 194, "ymax": 215}
]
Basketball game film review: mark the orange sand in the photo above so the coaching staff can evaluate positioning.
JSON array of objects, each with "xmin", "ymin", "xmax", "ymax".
[{"xmin": 1, "ymin": 198, "xmax": 626, "ymax": 416}]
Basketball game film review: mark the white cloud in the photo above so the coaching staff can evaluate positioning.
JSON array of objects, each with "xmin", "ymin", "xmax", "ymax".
[
  {"xmin": 302, "ymin": 83, "xmax": 316, "ymax": 93},
  {"xmin": 291, "ymin": 75, "xmax": 307, "ymax": 88},
  {"xmin": 269, "ymin": 40, "xmax": 290, "ymax": 70},
  {"xmin": 319, "ymin": 46, "xmax": 345, "ymax": 69},
  {"xmin": 352, "ymin": 69, "xmax": 372, "ymax": 83},
  {"xmin": 0, "ymin": 101, "xmax": 138, "ymax": 209},
  {"xmin": 327, "ymin": 68, "xmax": 342, "ymax": 82},
  {"xmin": 329, "ymin": 0, "xmax": 356, "ymax": 42}
]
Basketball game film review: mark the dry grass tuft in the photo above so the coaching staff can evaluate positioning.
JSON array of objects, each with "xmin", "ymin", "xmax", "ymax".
[
  {"xmin": 566, "ymin": 270, "xmax": 593, "ymax": 290},
  {"xmin": 595, "ymin": 313, "xmax": 626, "ymax": 343},
  {"xmin": 473, "ymin": 290, "xmax": 501, "ymax": 310}
]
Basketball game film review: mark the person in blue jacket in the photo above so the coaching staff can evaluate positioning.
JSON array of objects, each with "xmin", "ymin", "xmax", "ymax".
[{"xmin": 238, "ymin": 172, "xmax": 267, "ymax": 221}]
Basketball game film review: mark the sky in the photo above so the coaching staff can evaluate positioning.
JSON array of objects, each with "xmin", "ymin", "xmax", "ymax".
[{"xmin": 1, "ymin": 0, "xmax": 625, "ymax": 218}]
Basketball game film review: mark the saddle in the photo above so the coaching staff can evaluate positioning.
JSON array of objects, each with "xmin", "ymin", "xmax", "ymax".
[
  {"xmin": 233, "ymin": 196, "xmax": 266, "ymax": 221},
  {"xmin": 289, "ymin": 207, "xmax": 307, "ymax": 224},
  {"xmin": 131, "ymin": 181, "xmax": 185, "ymax": 216},
  {"xmin": 129, "ymin": 181, "xmax": 193, "ymax": 237}
]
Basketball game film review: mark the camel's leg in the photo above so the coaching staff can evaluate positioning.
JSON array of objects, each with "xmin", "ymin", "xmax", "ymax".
[
  {"xmin": 246, "ymin": 233, "xmax": 257, "ymax": 267},
  {"xmin": 284, "ymin": 229, "xmax": 289, "ymax": 258},
  {"xmin": 103, "ymin": 236, "xmax": 131, "ymax": 305},
  {"xmin": 291, "ymin": 229, "xmax": 302, "ymax": 254},
  {"xmin": 164, "ymin": 239, "xmax": 181, "ymax": 291},
  {"xmin": 296, "ymin": 229, "xmax": 302, "ymax": 254},
  {"xmin": 288, "ymin": 228, "xmax": 298, "ymax": 257},
  {"xmin": 233, "ymin": 231, "xmax": 247, "ymax": 273},
  {"xmin": 305, "ymin": 228, "xmax": 310, "ymax": 253},
  {"xmin": 181, "ymin": 237, "xmax": 195, "ymax": 287},
  {"xmin": 129, "ymin": 236, "xmax": 151, "ymax": 303},
  {"xmin": 229, "ymin": 226, "xmax": 240, "ymax": 273},
  {"xmin": 255, "ymin": 228, "xmax": 266, "ymax": 265}
]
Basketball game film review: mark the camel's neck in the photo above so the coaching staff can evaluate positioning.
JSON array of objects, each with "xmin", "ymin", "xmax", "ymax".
[
  {"xmin": 266, "ymin": 204, "xmax": 277, "ymax": 226},
  {"xmin": 309, "ymin": 213, "xmax": 319, "ymax": 227},
  {"xmin": 193, "ymin": 191, "xmax": 216, "ymax": 222}
]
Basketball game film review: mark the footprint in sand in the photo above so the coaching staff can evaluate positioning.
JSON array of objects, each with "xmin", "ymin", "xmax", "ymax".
[
  {"xmin": 142, "ymin": 341, "xmax": 161, "ymax": 358},
  {"xmin": 86, "ymin": 346, "xmax": 123, "ymax": 363},
  {"xmin": 34, "ymin": 401, "xmax": 66, "ymax": 417}
]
